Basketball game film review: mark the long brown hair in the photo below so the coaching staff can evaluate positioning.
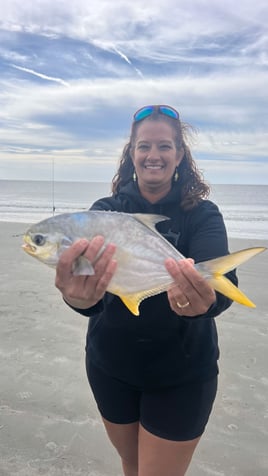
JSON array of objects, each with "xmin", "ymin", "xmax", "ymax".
[{"xmin": 112, "ymin": 109, "xmax": 210, "ymax": 210}]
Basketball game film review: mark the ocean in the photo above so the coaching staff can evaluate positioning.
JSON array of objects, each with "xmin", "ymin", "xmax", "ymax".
[{"xmin": 1, "ymin": 180, "xmax": 268, "ymax": 240}]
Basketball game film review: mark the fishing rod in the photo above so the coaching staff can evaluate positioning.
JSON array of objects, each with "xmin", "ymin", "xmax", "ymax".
[{"xmin": 52, "ymin": 156, "xmax": 55, "ymax": 216}]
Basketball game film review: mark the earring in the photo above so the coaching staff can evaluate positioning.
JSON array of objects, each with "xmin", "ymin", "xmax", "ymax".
[
  {"xmin": 133, "ymin": 170, "xmax": 137, "ymax": 182},
  {"xmin": 174, "ymin": 167, "xmax": 179, "ymax": 182}
]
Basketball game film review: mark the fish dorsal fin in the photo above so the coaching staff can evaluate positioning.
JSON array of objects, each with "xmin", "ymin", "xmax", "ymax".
[{"xmin": 132, "ymin": 213, "xmax": 169, "ymax": 232}]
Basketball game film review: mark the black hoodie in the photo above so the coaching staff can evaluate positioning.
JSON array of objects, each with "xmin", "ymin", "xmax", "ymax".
[{"xmin": 76, "ymin": 181, "xmax": 237, "ymax": 389}]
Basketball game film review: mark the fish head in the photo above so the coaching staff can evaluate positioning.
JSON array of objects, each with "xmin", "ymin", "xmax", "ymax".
[{"xmin": 22, "ymin": 221, "xmax": 72, "ymax": 268}]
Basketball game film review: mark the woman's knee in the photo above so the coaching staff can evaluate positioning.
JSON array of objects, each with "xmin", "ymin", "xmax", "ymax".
[
  {"xmin": 102, "ymin": 418, "xmax": 139, "ymax": 469},
  {"xmin": 138, "ymin": 424, "xmax": 200, "ymax": 476}
]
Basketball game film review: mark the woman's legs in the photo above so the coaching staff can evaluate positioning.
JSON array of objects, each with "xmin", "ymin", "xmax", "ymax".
[
  {"xmin": 87, "ymin": 359, "xmax": 217, "ymax": 475},
  {"xmin": 101, "ymin": 418, "xmax": 200, "ymax": 476},
  {"xmin": 138, "ymin": 424, "xmax": 200, "ymax": 476},
  {"xmin": 102, "ymin": 418, "xmax": 139, "ymax": 476}
]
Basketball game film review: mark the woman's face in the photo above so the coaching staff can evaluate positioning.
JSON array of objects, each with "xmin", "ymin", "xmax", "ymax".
[{"xmin": 131, "ymin": 120, "xmax": 184, "ymax": 200}]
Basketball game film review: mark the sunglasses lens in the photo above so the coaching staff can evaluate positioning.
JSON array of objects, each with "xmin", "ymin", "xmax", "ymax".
[
  {"xmin": 134, "ymin": 106, "xmax": 154, "ymax": 122},
  {"xmin": 159, "ymin": 106, "xmax": 179, "ymax": 119},
  {"xmin": 134, "ymin": 105, "xmax": 179, "ymax": 122}
]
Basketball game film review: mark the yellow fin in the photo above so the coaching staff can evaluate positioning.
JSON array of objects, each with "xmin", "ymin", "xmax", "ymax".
[
  {"xmin": 208, "ymin": 275, "xmax": 256, "ymax": 308},
  {"xmin": 199, "ymin": 246, "xmax": 266, "ymax": 307},
  {"xmin": 201, "ymin": 247, "xmax": 266, "ymax": 275},
  {"xmin": 119, "ymin": 293, "xmax": 144, "ymax": 316},
  {"xmin": 118, "ymin": 282, "xmax": 173, "ymax": 316}
]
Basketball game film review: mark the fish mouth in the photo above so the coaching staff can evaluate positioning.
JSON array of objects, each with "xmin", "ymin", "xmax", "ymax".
[
  {"xmin": 22, "ymin": 243, "xmax": 36, "ymax": 254},
  {"xmin": 22, "ymin": 235, "xmax": 37, "ymax": 254}
]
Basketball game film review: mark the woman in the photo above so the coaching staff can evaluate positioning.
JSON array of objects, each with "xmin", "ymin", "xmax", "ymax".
[{"xmin": 55, "ymin": 105, "xmax": 237, "ymax": 476}]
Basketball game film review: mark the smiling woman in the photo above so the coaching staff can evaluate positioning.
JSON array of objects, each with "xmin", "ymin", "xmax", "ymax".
[
  {"xmin": 130, "ymin": 121, "xmax": 184, "ymax": 202},
  {"xmin": 112, "ymin": 104, "xmax": 210, "ymax": 210},
  {"xmin": 51, "ymin": 104, "xmax": 245, "ymax": 476}
]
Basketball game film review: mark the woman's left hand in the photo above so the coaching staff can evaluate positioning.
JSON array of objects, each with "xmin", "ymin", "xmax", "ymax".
[{"xmin": 165, "ymin": 258, "xmax": 216, "ymax": 317}]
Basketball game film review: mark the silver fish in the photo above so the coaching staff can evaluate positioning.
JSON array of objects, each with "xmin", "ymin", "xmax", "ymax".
[{"xmin": 22, "ymin": 211, "xmax": 266, "ymax": 315}]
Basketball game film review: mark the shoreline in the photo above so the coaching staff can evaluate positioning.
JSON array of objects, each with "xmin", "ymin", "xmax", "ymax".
[
  {"xmin": 3, "ymin": 219, "xmax": 268, "ymax": 243},
  {"xmin": 1, "ymin": 222, "xmax": 268, "ymax": 475}
]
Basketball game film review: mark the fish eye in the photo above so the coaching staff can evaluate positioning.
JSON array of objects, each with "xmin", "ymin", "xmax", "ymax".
[{"xmin": 33, "ymin": 234, "xmax": 46, "ymax": 246}]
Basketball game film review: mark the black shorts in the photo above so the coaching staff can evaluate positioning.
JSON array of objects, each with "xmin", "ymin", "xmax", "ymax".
[{"xmin": 86, "ymin": 356, "xmax": 218, "ymax": 442}]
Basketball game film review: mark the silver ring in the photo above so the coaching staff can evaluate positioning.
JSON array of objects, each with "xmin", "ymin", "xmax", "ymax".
[{"xmin": 176, "ymin": 300, "xmax": 190, "ymax": 309}]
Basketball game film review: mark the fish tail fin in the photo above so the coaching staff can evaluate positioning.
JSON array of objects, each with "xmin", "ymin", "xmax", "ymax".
[
  {"xmin": 198, "ymin": 247, "xmax": 266, "ymax": 308},
  {"xmin": 208, "ymin": 274, "xmax": 256, "ymax": 308}
]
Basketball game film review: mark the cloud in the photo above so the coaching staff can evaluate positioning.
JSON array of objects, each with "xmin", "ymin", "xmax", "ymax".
[
  {"xmin": 10, "ymin": 64, "xmax": 69, "ymax": 86},
  {"xmin": 200, "ymin": 157, "xmax": 268, "ymax": 185},
  {"xmin": 0, "ymin": 0, "xmax": 267, "ymax": 183},
  {"xmin": 0, "ymin": 73, "xmax": 267, "ymax": 147},
  {"xmin": 112, "ymin": 46, "xmax": 144, "ymax": 78},
  {"xmin": 1, "ymin": 2, "xmax": 266, "ymax": 45},
  {"xmin": 1, "ymin": 1, "xmax": 268, "ymax": 63}
]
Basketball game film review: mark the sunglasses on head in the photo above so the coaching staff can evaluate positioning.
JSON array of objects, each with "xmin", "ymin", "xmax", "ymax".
[{"xmin": 133, "ymin": 105, "xmax": 180, "ymax": 122}]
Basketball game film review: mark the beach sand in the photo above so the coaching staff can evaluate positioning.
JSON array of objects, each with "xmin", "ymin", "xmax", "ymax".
[{"xmin": 0, "ymin": 221, "xmax": 268, "ymax": 476}]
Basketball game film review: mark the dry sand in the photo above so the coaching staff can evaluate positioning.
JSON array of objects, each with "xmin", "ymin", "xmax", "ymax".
[{"xmin": 0, "ymin": 221, "xmax": 268, "ymax": 476}]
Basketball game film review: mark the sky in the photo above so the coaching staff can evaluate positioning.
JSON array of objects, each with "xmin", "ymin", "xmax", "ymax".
[{"xmin": 0, "ymin": 0, "xmax": 268, "ymax": 184}]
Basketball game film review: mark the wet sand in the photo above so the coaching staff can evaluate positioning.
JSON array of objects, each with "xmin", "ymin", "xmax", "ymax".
[{"xmin": 0, "ymin": 221, "xmax": 267, "ymax": 476}]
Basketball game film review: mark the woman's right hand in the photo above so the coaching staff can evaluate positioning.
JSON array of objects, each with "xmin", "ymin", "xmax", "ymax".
[{"xmin": 55, "ymin": 236, "xmax": 117, "ymax": 310}]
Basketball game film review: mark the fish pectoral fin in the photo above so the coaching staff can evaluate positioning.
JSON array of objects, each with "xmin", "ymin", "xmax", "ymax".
[{"xmin": 72, "ymin": 256, "xmax": 95, "ymax": 276}]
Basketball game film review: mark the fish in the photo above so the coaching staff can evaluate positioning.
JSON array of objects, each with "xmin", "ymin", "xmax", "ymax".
[{"xmin": 22, "ymin": 211, "xmax": 266, "ymax": 316}]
